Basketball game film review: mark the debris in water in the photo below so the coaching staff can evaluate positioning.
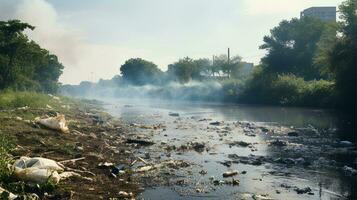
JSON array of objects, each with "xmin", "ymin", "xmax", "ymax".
[
  {"xmin": 126, "ymin": 139, "xmax": 155, "ymax": 146},
  {"xmin": 223, "ymin": 170, "xmax": 238, "ymax": 178}
]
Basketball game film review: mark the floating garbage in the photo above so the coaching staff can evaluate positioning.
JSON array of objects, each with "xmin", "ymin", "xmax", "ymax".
[
  {"xmin": 223, "ymin": 170, "xmax": 239, "ymax": 177},
  {"xmin": 35, "ymin": 115, "xmax": 69, "ymax": 133}
]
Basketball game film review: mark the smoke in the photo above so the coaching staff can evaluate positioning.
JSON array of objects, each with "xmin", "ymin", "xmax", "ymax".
[
  {"xmin": 0, "ymin": 0, "xmax": 145, "ymax": 84},
  {"xmin": 61, "ymin": 80, "xmax": 227, "ymax": 102}
]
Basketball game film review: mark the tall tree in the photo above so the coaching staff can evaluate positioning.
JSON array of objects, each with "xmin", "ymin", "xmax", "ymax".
[
  {"xmin": 120, "ymin": 58, "xmax": 163, "ymax": 85},
  {"xmin": 0, "ymin": 20, "xmax": 64, "ymax": 92},
  {"xmin": 260, "ymin": 17, "xmax": 336, "ymax": 80},
  {"xmin": 329, "ymin": 0, "xmax": 357, "ymax": 109}
]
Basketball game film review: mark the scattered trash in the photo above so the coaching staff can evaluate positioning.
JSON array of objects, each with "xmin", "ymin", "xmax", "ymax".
[
  {"xmin": 97, "ymin": 162, "xmax": 114, "ymax": 168},
  {"xmin": 0, "ymin": 187, "xmax": 17, "ymax": 200},
  {"xmin": 223, "ymin": 170, "xmax": 238, "ymax": 178},
  {"xmin": 252, "ymin": 194, "xmax": 274, "ymax": 200},
  {"xmin": 35, "ymin": 115, "xmax": 69, "ymax": 133},
  {"xmin": 118, "ymin": 191, "xmax": 134, "ymax": 198},
  {"xmin": 12, "ymin": 157, "xmax": 89, "ymax": 184},
  {"xmin": 13, "ymin": 157, "xmax": 64, "ymax": 184}
]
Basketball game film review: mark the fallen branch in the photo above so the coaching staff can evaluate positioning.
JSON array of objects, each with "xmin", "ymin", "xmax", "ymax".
[{"xmin": 59, "ymin": 157, "xmax": 85, "ymax": 164}]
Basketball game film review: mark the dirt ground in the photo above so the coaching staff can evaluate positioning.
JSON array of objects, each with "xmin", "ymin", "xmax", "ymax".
[{"xmin": 0, "ymin": 100, "xmax": 144, "ymax": 199}]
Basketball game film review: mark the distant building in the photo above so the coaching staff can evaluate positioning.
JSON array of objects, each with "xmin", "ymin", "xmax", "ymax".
[
  {"xmin": 240, "ymin": 62, "xmax": 254, "ymax": 76},
  {"xmin": 300, "ymin": 7, "xmax": 336, "ymax": 22}
]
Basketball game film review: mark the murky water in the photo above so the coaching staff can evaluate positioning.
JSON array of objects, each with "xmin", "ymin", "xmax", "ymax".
[{"xmin": 103, "ymin": 98, "xmax": 357, "ymax": 200}]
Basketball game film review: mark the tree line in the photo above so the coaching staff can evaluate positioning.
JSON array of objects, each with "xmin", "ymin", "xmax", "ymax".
[
  {"xmin": 0, "ymin": 20, "xmax": 64, "ymax": 93},
  {"xmin": 115, "ymin": 0, "xmax": 356, "ymax": 110}
]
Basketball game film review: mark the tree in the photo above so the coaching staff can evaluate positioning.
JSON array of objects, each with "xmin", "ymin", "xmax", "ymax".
[
  {"xmin": 167, "ymin": 57, "xmax": 198, "ymax": 83},
  {"xmin": 120, "ymin": 58, "xmax": 163, "ymax": 85},
  {"xmin": 329, "ymin": 0, "xmax": 357, "ymax": 109},
  {"xmin": 0, "ymin": 20, "xmax": 64, "ymax": 93},
  {"xmin": 260, "ymin": 17, "xmax": 337, "ymax": 80}
]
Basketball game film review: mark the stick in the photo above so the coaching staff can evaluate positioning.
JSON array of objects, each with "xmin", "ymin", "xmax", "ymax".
[
  {"xmin": 59, "ymin": 157, "xmax": 85, "ymax": 164},
  {"xmin": 137, "ymin": 157, "xmax": 149, "ymax": 165}
]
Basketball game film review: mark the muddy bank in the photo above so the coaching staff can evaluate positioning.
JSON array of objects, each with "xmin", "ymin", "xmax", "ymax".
[{"xmin": 0, "ymin": 97, "xmax": 183, "ymax": 199}]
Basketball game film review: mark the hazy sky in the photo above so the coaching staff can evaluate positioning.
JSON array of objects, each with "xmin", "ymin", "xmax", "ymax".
[{"xmin": 0, "ymin": 0, "xmax": 343, "ymax": 84}]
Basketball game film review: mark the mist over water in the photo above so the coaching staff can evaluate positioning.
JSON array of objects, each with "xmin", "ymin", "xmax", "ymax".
[{"xmin": 61, "ymin": 80, "xmax": 229, "ymax": 102}]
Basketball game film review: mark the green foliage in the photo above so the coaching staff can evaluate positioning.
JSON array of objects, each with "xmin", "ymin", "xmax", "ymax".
[
  {"xmin": 120, "ymin": 58, "xmax": 163, "ymax": 85},
  {"xmin": 328, "ymin": 0, "xmax": 357, "ymax": 110},
  {"xmin": 242, "ymin": 73, "xmax": 335, "ymax": 107},
  {"xmin": 0, "ymin": 134, "xmax": 13, "ymax": 184},
  {"xmin": 260, "ymin": 17, "xmax": 337, "ymax": 80},
  {"xmin": 167, "ymin": 57, "xmax": 200, "ymax": 83},
  {"xmin": 0, "ymin": 20, "xmax": 64, "ymax": 93}
]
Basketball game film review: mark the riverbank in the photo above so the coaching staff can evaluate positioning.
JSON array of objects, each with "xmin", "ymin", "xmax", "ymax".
[{"xmin": 0, "ymin": 91, "xmax": 143, "ymax": 199}]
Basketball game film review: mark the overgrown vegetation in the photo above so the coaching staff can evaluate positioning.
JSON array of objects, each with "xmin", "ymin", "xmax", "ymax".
[{"xmin": 0, "ymin": 20, "xmax": 64, "ymax": 93}]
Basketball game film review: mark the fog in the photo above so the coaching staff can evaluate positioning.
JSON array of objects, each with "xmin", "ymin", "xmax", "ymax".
[{"xmin": 61, "ymin": 80, "xmax": 230, "ymax": 102}]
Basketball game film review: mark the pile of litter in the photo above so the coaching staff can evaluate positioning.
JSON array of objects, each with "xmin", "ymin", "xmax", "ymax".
[{"xmin": 12, "ymin": 157, "xmax": 89, "ymax": 184}]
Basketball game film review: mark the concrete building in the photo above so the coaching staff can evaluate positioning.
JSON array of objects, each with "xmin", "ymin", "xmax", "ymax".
[{"xmin": 300, "ymin": 7, "xmax": 336, "ymax": 21}]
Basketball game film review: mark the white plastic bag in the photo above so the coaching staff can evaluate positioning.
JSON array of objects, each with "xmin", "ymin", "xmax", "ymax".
[
  {"xmin": 12, "ymin": 157, "xmax": 64, "ymax": 184},
  {"xmin": 36, "ymin": 115, "xmax": 69, "ymax": 133}
]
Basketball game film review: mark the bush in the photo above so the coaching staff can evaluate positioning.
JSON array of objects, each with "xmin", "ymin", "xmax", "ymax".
[{"xmin": 241, "ymin": 73, "xmax": 336, "ymax": 107}]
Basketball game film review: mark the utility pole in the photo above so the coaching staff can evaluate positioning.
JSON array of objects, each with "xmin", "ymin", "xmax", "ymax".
[{"xmin": 227, "ymin": 48, "xmax": 230, "ymax": 64}]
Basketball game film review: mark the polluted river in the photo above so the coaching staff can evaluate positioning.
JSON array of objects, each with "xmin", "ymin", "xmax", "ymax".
[{"xmin": 102, "ymin": 98, "xmax": 356, "ymax": 200}]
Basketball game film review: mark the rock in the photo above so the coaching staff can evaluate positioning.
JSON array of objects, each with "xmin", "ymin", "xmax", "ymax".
[
  {"xmin": 199, "ymin": 170, "xmax": 207, "ymax": 175},
  {"xmin": 169, "ymin": 112, "xmax": 180, "ymax": 117},
  {"xmin": 343, "ymin": 165, "xmax": 357, "ymax": 176},
  {"xmin": 294, "ymin": 187, "xmax": 312, "ymax": 194},
  {"xmin": 191, "ymin": 142, "xmax": 205, "ymax": 152},
  {"xmin": 223, "ymin": 170, "xmax": 238, "ymax": 178},
  {"xmin": 209, "ymin": 121, "xmax": 221, "ymax": 126},
  {"xmin": 287, "ymin": 131, "xmax": 299, "ymax": 137},
  {"xmin": 218, "ymin": 160, "xmax": 232, "ymax": 167},
  {"xmin": 269, "ymin": 139, "xmax": 287, "ymax": 147},
  {"xmin": 126, "ymin": 139, "xmax": 155, "ymax": 146},
  {"xmin": 229, "ymin": 141, "xmax": 251, "ymax": 147},
  {"xmin": 241, "ymin": 171, "xmax": 247, "ymax": 174}
]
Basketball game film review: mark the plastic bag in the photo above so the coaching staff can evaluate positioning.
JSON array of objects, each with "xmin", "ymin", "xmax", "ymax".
[
  {"xmin": 36, "ymin": 115, "xmax": 69, "ymax": 133},
  {"xmin": 12, "ymin": 157, "xmax": 64, "ymax": 184}
]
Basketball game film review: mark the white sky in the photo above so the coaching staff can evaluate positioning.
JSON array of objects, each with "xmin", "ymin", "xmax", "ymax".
[{"xmin": 0, "ymin": 0, "xmax": 343, "ymax": 84}]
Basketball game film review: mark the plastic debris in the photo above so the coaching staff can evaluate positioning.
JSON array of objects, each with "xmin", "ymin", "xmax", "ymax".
[
  {"xmin": 12, "ymin": 157, "xmax": 86, "ymax": 184},
  {"xmin": 35, "ymin": 115, "xmax": 69, "ymax": 133}
]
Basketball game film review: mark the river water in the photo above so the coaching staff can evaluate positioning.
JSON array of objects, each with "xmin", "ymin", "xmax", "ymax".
[{"xmin": 103, "ymin": 98, "xmax": 356, "ymax": 200}]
